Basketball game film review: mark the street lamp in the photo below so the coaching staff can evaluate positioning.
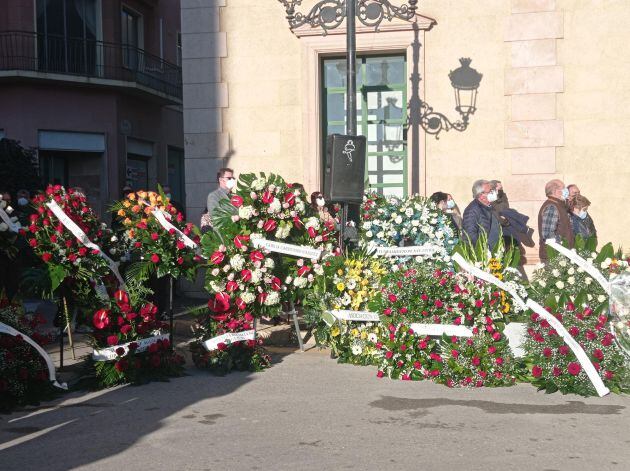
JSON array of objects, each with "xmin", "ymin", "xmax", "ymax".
[
  {"xmin": 278, "ymin": 0, "xmax": 419, "ymax": 136},
  {"xmin": 277, "ymin": 1, "xmax": 481, "ymax": 139}
]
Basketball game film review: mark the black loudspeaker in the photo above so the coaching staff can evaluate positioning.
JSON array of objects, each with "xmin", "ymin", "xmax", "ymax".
[{"xmin": 323, "ymin": 134, "xmax": 366, "ymax": 203}]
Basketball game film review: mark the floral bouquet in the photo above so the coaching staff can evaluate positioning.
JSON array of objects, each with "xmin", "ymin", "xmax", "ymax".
[
  {"xmin": 303, "ymin": 252, "xmax": 386, "ymax": 364},
  {"xmin": 90, "ymin": 290, "xmax": 184, "ymax": 387},
  {"xmin": 190, "ymin": 310, "xmax": 270, "ymax": 375},
  {"xmin": 112, "ymin": 189, "xmax": 200, "ymax": 280},
  {"xmin": 374, "ymin": 262, "xmax": 519, "ymax": 387},
  {"xmin": 523, "ymin": 299, "xmax": 629, "ymax": 396},
  {"xmin": 359, "ymin": 193, "xmax": 458, "ymax": 264},
  {"xmin": 23, "ymin": 185, "xmax": 122, "ymax": 292},
  {"xmin": 0, "ymin": 298, "xmax": 56, "ymax": 411}
]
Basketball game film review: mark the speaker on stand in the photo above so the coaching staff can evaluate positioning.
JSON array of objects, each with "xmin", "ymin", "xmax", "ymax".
[{"xmin": 323, "ymin": 134, "xmax": 367, "ymax": 251}]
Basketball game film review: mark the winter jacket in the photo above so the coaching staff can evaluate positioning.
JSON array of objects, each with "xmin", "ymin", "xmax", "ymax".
[{"xmin": 462, "ymin": 199, "xmax": 500, "ymax": 249}]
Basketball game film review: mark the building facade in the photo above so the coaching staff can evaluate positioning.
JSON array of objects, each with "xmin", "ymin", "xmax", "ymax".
[
  {"xmin": 181, "ymin": 0, "xmax": 630, "ymax": 261},
  {"xmin": 0, "ymin": 0, "xmax": 184, "ymax": 217}
]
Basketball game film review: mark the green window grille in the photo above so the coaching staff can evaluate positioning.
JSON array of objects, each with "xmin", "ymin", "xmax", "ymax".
[{"xmin": 322, "ymin": 55, "xmax": 408, "ymax": 197}]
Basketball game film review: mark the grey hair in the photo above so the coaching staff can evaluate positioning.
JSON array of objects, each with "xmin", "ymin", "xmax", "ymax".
[
  {"xmin": 472, "ymin": 179, "xmax": 488, "ymax": 199},
  {"xmin": 489, "ymin": 180, "xmax": 501, "ymax": 190}
]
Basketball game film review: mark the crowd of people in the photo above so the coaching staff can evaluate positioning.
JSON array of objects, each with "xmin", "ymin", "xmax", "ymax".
[{"xmin": 197, "ymin": 170, "xmax": 595, "ymax": 277}]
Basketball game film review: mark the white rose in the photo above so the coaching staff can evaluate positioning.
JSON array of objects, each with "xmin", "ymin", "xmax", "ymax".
[
  {"xmin": 411, "ymin": 220, "xmax": 419, "ymax": 227},
  {"xmin": 559, "ymin": 260, "xmax": 567, "ymax": 268},
  {"xmin": 238, "ymin": 205, "xmax": 254, "ymax": 220},
  {"xmin": 555, "ymin": 281, "xmax": 564, "ymax": 289},
  {"xmin": 585, "ymin": 277, "xmax": 592, "ymax": 285},
  {"xmin": 568, "ymin": 276, "xmax": 575, "ymax": 285},
  {"xmin": 294, "ymin": 277, "xmax": 308, "ymax": 288},
  {"xmin": 567, "ymin": 267, "xmax": 575, "ymax": 275},
  {"xmin": 241, "ymin": 291, "xmax": 255, "ymax": 304},
  {"xmin": 365, "ymin": 231, "xmax": 373, "ymax": 238},
  {"xmin": 552, "ymin": 269, "xmax": 560, "ymax": 277},
  {"xmin": 0, "ymin": 222, "xmax": 8, "ymax": 232},
  {"xmin": 268, "ymin": 198, "xmax": 281, "ymax": 214},
  {"xmin": 597, "ymin": 295, "xmax": 607, "ymax": 303},
  {"xmin": 394, "ymin": 216, "xmax": 403, "ymax": 224},
  {"xmin": 265, "ymin": 291, "xmax": 280, "ymax": 306},
  {"xmin": 230, "ymin": 254, "xmax": 245, "ymax": 271}
]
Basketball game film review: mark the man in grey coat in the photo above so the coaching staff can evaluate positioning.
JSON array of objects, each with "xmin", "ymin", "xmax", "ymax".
[
  {"xmin": 206, "ymin": 167, "xmax": 235, "ymax": 226},
  {"xmin": 462, "ymin": 179, "xmax": 501, "ymax": 249}
]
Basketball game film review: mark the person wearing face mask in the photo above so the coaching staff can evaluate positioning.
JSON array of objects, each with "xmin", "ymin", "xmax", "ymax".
[
  {"xmin": 15, "ymin": 189, "xmax": 35, "ymax": 226},
  {"xmin": 206, "ymin": 167, "xmax": 236, "ymax": 226},
  {"xmin": 430, "ymin": 191, "xmax": 462, "ymax": 232},
  {"xmin": 462, "ymin": 179, "xmax": 501, "ymax": 249},
  {"xmin": 538, "ymin": 179, "xmax": 574, "ymax": 262},
  {"xmin": 569, "ymin": 194, "xmax": 597, "ymax": 242}
]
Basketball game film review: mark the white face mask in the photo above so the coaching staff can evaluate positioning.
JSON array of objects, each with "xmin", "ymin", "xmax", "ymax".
[
  {"xmin": 578, "ymin": 210, "xmax": 588, "ymax": 220},
  {"xmin": 225, "ymin": 178, "xmax": 236, "ymax": 190},
  {"xmin": 446, "ymin": 199, "xmax": 455, "ymax": 209},
  {"xmin": 17, "ymin": 198, "xmax": 29, "ymax": 206},
  {"xmin": 487, "ymin": 191, "xmax": 498, "ymax": 203},
  {"xmin": 316, "ymin": 197, "xmax": 325, "ymax": 207}
]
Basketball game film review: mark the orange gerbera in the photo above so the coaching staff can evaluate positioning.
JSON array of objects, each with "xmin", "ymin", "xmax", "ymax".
[{"xmin": 117, "ymin": 209, "xmax": 126, "ymax": 217}]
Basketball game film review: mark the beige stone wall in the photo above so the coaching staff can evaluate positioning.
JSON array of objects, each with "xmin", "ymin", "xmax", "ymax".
[
  {"xmin": 221, "ymin": 0, "xmax": 304, "ymax": 185},
  {"xmin": 557, "ymin": 0, "xmax": 630, "ymax": 249},
  {"xmin": 183, "ymin": 0, "xmax": 630, "ymax": 255}
]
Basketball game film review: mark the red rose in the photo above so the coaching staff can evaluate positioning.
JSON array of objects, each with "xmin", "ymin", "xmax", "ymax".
[
  {"xmin": 78, "ymin": 247, "xmax": 88, "ymax": 256},
  {"xmin": 150, "ymin": 232, "xmax": 159, "ymax": 241},
  {"xmin": 567, "ymin": 362, "xmax": 581, "ymax": 376},
  {"xmin": 385, "ymin": 351, "xmax": 393, "ymax": 359},
  {"xmin": 376, "ymin": 370, "xmax": 384, "ymax": 378},
  {"xmin": 553, "ymin": 366, "xmax": 562, "ymax": 377},
  {"xmin": 604, "ymin": 370, "xmax": 614, "ymax": 380},
  {"xmin": 177, "ymin": 257, "xmax": 184, "ymax": 265},
  {"xmin": 150, "ymin": 253, "xmax": 160, "ymax": 263},
  {"xmin": 383, "ymin": 308, "xmax": 392, "ymax": 316},
  {"xmin": 41, "ymin": 253, "xmax": 52, "ymax": 262},
  {"xmin": 115, "ymin": 347, "xmax": 125, "ymax": 356},
  {"xmin": 93, "ymin": 309, "xmax": 110, "ymax": 330},
  {"xmin": 263, "ymin": 219, "xmax": 277, "ymax": 232},
  {"xmin": 475, "ymin": 299, "xmax": 483, "ymax": 308},
  {"xmin": 471, "ymin": 356, "xmax": 481, "ymax": 366},
  {"xmin": 543, "ymin": 347, "xmax": 552, "ymax": 358},
  {"xmin": 210, "ymin": 251, "xmax": 225, "ymax": 264},
  {"xmin": 29, "ymin": 239, "xmax": 38, "ymax": 248},
  {"xmin": 120, "ymin": 324, "xmax": 132, "ymax": 335},
  {"xmin": 249, "ymin": 251, "xmax": 264, "ymax": 263},
  {"xmin": 217, "ymin": 342, "xmax": 227, "ymax": 351},
  {"xmin": 68, "ymin": 253, "xmax": 77, "ymax": 262},
  {"xmin": 107, "ymin": 335, "xmax": 119, "ymax": 346},
  {"xmin": 558, "ymin": 345, "xmax": 569, "ymax": 356},
  {"xmin": 65, "ymin": 239, "xmax": 73, "ymax": 248},
  {"xmin": 388, "ymin": 293, "xmax": 397, "ymax": 303},
  {"xmin": 592, "ymin": 349, "xmax": 604, "ymax": 361},
  {"xmin": 114, "ymin": 359, "xmax": 128, "ymax": 372},
  {"xmin": 148, "ymin": 343, "xmax": 159, "ymax": 353},
  {"xmin": 230, "ymin": 195, "xmax": 244, "ymax": 207}
]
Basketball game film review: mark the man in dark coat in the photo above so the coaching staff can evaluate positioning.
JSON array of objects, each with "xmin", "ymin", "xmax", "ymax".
[{"xmin": 462, "ymin": 179, "xmax": 500, "ymax": 249}]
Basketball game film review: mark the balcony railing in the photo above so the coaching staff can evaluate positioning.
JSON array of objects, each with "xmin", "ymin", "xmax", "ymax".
[{"xmin": 0, "ymin": 31, "xmax": 182, "ymax": 101}]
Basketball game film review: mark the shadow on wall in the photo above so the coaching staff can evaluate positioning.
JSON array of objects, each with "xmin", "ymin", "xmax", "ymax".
[{"xmin": 0, "ymin": 351, "xmax": 291, "ymax": 470}]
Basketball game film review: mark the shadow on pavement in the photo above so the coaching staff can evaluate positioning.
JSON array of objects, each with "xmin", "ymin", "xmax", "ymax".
[{"xmin": 0, "ymin": 349, "xmax": 293, "ymax": 471}]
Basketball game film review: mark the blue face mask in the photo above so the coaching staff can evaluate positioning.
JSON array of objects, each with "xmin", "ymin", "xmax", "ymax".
[
  {"xmin": 446, "ymin": 199, "xmax": 455, "ymax": 209},
  {"xmin": 578, "ymin": 210, "xmax": 588, "ymax": 220},
  {"xmin": 561, "ymin": 188, "xmax": 570, "ymax": 200}
]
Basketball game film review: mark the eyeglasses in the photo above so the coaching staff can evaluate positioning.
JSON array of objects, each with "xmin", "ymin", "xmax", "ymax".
[{"xmin": 220, "ymin": 176, "xmax": 235, "ymax": 181}]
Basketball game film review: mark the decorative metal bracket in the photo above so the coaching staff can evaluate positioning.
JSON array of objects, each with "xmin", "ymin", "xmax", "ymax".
[
  {"xmin": 413, "ymin": 100, "xmax": 471, "ymax": 139},
  {"xmin": 278, "ymin": 0, "xmax": 418, "ymax": 33}
]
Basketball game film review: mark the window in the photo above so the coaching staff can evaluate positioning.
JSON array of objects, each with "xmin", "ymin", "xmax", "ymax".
[
  {"xmin": 36, "ymin": 0, "xmax": 99, "ymax": 74},
  {"xmin": 121, "ymin": 7, "xmax": 140, "ymax": 69},
  {"xmin": 322, "ymin": 55, "xmax": 407, "ymax": 197}
]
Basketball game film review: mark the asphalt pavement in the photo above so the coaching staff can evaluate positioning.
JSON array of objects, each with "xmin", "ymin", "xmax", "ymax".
[{"xmin": 1, "ymin": 347, "xmax": 629, "ymax": 471}]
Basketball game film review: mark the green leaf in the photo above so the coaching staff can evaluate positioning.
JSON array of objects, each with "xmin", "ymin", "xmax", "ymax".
[{"xmin": 48, "ymin": 264, "xmax": 67, "ymax": 293}]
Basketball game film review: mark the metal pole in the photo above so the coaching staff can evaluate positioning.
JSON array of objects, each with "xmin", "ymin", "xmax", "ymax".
[
  {"xmin": 346, "ymin": 0, "xmax": 357, "ymax": 136},
  {"xmin": 168, "ymin": 276, "xmax": 174, "ymax": 350}
]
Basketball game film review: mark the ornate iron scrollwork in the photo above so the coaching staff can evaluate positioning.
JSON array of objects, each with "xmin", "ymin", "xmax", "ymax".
[{"xmin": 278, "ymin": 0, "xmax": 418, "ymax": 33}]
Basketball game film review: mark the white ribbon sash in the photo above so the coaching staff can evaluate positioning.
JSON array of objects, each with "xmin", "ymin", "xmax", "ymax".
[
  {"xmin": 151, "ymin": 209, "xmax": 198, "ymax": 249},
  {"xmin": 372, "ymin": 244, "xmax": 438, "ymax": 258},
  {"xmin": 46, "ymin": 200, "xmax": 125, "ymax": 287},
  {"xmin": 409, "ymin": 323, "xmax": 473, "ymax": 337},
  {"xmin": 329, "ymin": 310, "xmax": 381, "ymax": 322},
  {"xmin": 251, "ymin": 238, "xmax": 323, "ymax": 260},
  {"xmin": 202, "ymin": 330, "xmax": 256, "ymax": 351},
  {"xmin": 452, "ymin": 253, "xmax": 527, "ymax": 310},
  {"xmin": 0, "ymin": 206, "xmax": 20, "ymax": 232},
  {"xmin": 0, "ymin": 321, "xmax": 67, "ymax": 389},
  {"xmin": 526, "ymin": 299, "xmax": 610, "ymax": 397},
  {"xmin": 92, "ymin": 333, "xmax": 169, "ymax": 361},
  {"xmin": 503, "ymin": 322, "xmax": 527, "ymax": 357},
  {"xmin": 545, "ymin": 239, "xmax": 611, "ymax": 295}
]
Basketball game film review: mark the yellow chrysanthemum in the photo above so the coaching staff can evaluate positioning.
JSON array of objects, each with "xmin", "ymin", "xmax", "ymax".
[{"xmin": 336, "ymin": 282, "xmax": 345, "ymax": 292}]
